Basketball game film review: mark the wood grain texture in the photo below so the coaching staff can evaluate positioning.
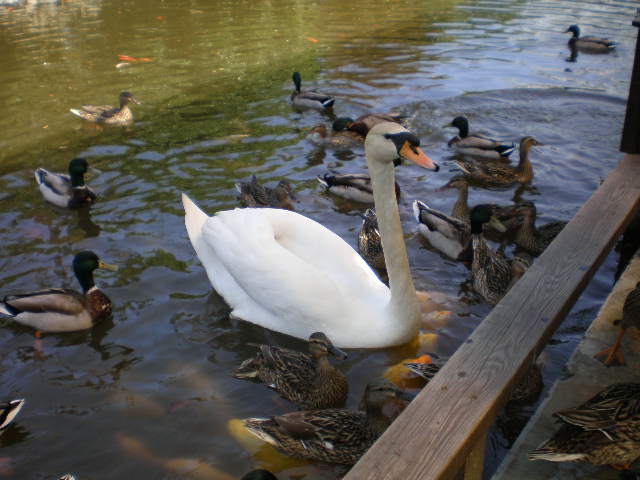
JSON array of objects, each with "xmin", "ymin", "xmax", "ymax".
[{"xmin": 344, "ymin": 154, "xmax": 640, "ymax": 480}]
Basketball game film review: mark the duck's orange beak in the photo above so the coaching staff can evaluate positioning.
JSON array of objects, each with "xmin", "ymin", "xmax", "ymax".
[{"xmin": 400, "ymin": 142, "xmax": 439, "ymax": 171}]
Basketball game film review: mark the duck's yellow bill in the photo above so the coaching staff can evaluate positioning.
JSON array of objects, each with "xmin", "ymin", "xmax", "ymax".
[
  {"xmin": 98, "ymin": 260, "xmax": 118, "ymax": 271},
  {"xmin": 400, "ymin": 142, "xmax": 439, "ymax": 171}
]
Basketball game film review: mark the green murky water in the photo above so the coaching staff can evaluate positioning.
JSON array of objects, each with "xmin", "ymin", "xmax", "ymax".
[{"xmin": 0, "ymin": 0, "xmax": 637, "ymax": 478}]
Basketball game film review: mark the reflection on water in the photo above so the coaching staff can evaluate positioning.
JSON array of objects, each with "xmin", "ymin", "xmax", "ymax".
[{"xmin": 0, "ymin": 0, "xmax": 637, "ymax": 478}]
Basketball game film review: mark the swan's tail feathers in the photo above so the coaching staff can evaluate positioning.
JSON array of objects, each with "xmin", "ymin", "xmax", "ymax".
[
  {"xmin": 496, "ymin": 142, "xmax": 515, "ymax": 157},
  {"xmin": 182, "ymin": 193, "xmax": 209, "ymax": 242},
  {"xmin": 34, "ymin": 168, "xmax": 47, "ymax": 186}
]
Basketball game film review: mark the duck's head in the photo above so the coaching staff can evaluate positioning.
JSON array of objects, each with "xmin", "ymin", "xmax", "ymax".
[
  {"xmin": 119, "ymin": 92, "xmax": 141, "ymax": 107},
  {"xmin": 241, "ymin": 470, "xmax": 278, "ymax": 480},
  {"xmin": 292, "ymin": 72, "xmax": 302, "ymax": 92},
  {"xmin": 565, "ymin": 25, "xmax": 580, "ymax": 37},
  {"xmin": 365, "ymin": 122, "xmax": 439, "ymax": 171},
  {"xmin": 359, "ymin": 378, "xmax": 415, "ymax": 411},
  {"xmin": 519, "ymin": 136, "xmax": 544, "ymax": 151},
  {"xmin": 68, "ymin": 157, "xmax": 89, "ymax": 187},
  {"xmin": 438, "ymin": 175, "xmax": 468, "ymax": 192},
  {"xmin": 308, "ymin": 332, "xmax": 348, "ymax": 360},
  {"xmin": 446, "ymin": 116, "xmax": 469, "ymax": 136},
  {"xmin": 73, "ymin": 251, "xmax": 118, "ymax": 291},
  {"xmin": 470, "ymin": 204, "xmax": 507, "ymax": 234},
  {"xmin": 332, "ymin": 117, "xmax": 355, "ymax": 132}
]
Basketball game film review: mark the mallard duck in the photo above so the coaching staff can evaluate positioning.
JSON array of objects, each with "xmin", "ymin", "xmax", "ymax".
[
  {"xmin": 566, "ymin": 25, "xmax": 617, "ymax": 53},
  {"xmin": 0, "ymin": 398, "xmax": 25, "ymax": 430},
  {"xmin": 413, "ymin": 200, "xmax": 470, "ymax": 260},
  {"xmin": 332, "ymin": 113, "xmax": 405, "ymax": 138},
  {"xmin": 183, "ymin": 123, "xmax": 439, "ymax": 348},
  {"xmin": 236, "ymin": 175, "xmax": 295, "ymax": 209},
  {"xmin": 506, "ymin": 252, "xmax": 532, "ymax": 291},
  {"xmin": 405, "ymin": 356, "xmax": 542, "ymax": 404},
  {"xmin": 445, "ymin": 116, "xmax": 515, "ymax": 160},
  {"xmin": 290, "ymin": 72, "xmax": 334, "ymax": 110},
  {"xmin": 529, "ymin": 383, "xmax": 640, "ymax": 467},
  {"xmin": 308, "ymin": 124, "xmax": 363, "ymax": 149},
  {"xmin": 456, "ymin": 137, "xmax": 543, "ymax": 186},
  {"xmin": 0, "ymin": 251, "xmax": 117, "ymax": 332},
  {"xmin": 469, "ymin": 205, "xmax": 526, "ymax": 305},
  {"xmin": 358, "ymin": 209, "xmax": 385, "ymax": 271},
  {"xmin": 70, "ymin": 91, "xmax": 140, "ymax": 125},
  {"xmin": 317, "ymin": 172, "xmax": 401, "ymax": 204},
  {"xmin": 413, "ymin": 183, "xmax": 515, "ymax": 261},
  {"xmin": 233, "ymin": 332, "xmax": 348, "ymax": 409},
  {"xmin": 242, "ymin": 471, "xmax": 277, "ymax": 480},
  {"xmin": 243, "ymin": 379, "xmax": 413, "ymax": 465},
  {"xmin": 35, "ymin": 158, "xmax": 96, "ymax": 209},
  {"xmin": 512, "ymin": 202, "xmax": 566, "ymax": 255},
  {"xmin": 594, "ymin": 282, "xmax": 640, "ymax": 366}
]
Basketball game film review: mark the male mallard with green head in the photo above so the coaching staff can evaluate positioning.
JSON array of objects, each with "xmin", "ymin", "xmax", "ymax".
[
  {"xmin": 35, "ymin": 158, "xmax": 96, "ymax": 209},
  {"xmin": 290, "ymin": 72, "xmax": 334, "ymax": 110},
  {"xmin": 243, "ymin": 379, "xmax": 413, "ymax": 465},
  {"xmin": 70, "ymin": 91, "xmax": 140, "ymax": 125},
  {"xmin": 565, "ymin": 25, "xmax": 617, "ymax": 53},
  {"xmin": 332, "ymin": 113, "xmax": 405, "ymax": 138},
  {"xmin": 317, "ymin": 172, "xmax": 401, "ymax": 204},
  {"xmin": 0, "ymin": 251, "xmax": 117, "ymax": 332},
  {"xmin": 234, "ymin": 332, "xmax": 348, "ymax": 410},
  {"xmin": 445, "ymin": 116, "xmax": 515, "ymax": 160}
]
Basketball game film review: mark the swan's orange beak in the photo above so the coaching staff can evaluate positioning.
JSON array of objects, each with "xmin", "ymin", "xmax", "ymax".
[{"xmin": 400, "ymin": 142, "xmax": 439, "ymax": 171}]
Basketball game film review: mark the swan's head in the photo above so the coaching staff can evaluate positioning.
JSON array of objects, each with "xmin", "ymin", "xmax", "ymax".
[
  {"xmin": 365, "ymin": 122, "xmax": 439, "ymax": 171},
  {"xmin": 309, "ymin": 332, "xmax": 348, "ymax": 360}
]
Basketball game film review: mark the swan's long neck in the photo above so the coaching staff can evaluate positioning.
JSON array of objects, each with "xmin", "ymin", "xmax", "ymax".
[{"xmin": 367, "ymin": 158, "xmax": 420, "ymax": 335}]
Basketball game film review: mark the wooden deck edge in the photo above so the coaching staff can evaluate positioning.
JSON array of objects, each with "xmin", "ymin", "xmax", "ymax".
[
  {"xmin": 344, "ymin": 154, "xmax": 640, "ymax": 480},
  {"xmin": 491, "ymin": 251, "xmax": 640, "ymax": 480}
]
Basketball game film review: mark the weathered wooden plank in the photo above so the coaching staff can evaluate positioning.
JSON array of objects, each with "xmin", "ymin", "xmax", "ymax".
[
  {"xmin": 621, "ymin": 11, "xmax": 640, "ymax": 154},
  {"xmin": 344, "ymin": 154, "xmax": 640, "ymax": 480},
  {"xmin": 463, "ymin": 431, "xmax": 487, "ymax": 480}
]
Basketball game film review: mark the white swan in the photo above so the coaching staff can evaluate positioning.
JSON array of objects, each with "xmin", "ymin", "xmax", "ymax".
[{"xmin": 183, "ymin": 123, "xmax": 439, "ymax": 348}]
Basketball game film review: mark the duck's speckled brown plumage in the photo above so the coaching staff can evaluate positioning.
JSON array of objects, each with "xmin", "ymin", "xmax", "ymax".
[
  {"xmin": 233, "ymin": 332, "xmax": 347, "ymax": 410},
  {"xmin": 358, "ymin": 209, "xmax": 385, "ymax": 271},
  {"xmin": 471, "ymin": 234, "xmax": 513, "ymax": 305},
  {"xmin": 456, "ymin": 136, "xmax": 542, "ymax": 186},
  {"xmin": 70, "ymin": 92, "xmax": 140, "ymax": 125},
  {"xmin": 530, "ymin": 383, "xmax": 640, "ymax": 466},
  {"xmin": 243, "ymin": 379, "xmax": 411, "ymax": 465},
  {"xmin": 236, "ymin": 175, "xmax": 294, "ymax": 209},
  {"xmin": 513, "ymin": 202, "xmax": 566, "ymax": 254}
]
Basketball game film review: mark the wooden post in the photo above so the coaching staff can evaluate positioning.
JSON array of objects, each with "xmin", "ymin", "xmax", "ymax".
[
  {"xmin": 463, "ymin": 431, "xmax": 487, "ymax": 480},
  {"xmin": 621, "ymin": 9, "xmax": 640, "ymax": 153}
]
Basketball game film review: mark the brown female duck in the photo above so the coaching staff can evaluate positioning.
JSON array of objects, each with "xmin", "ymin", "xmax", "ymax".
[
  {"xmin": 530, "ymin": 383, "xmax": 640, "ymax": 468},
  {"xmin": 233, "ymin": 332, "xmax": 348, "ymax": 409},
  {"xmin": 235, "ymin": 175, "xmax": 295, "ymax": 209},
  {"xmin": 70, "ymin": 91, "xmax": 140, "ymax": 125},
  {"xmin": 243, "ymin": 379, "xmax": 413, "ymax": 465},
  {"xmin": 0, "ymin": 251, "xmax": 116, "ymax": 332},
  {"xmin": 594, "ymin": 282, "xmax": 640, "ymax": 366},
  {"xmin": 512, "ymin": 201, "xmax": 566, "ymax": 255},
  {"xmin": 358, "ymin": 209, "xmax": 385, "ymax": 271},
  {"xmin": 456, "ymin": 136, "xmax": 543, "ymax": 186},
  {"xmin": 332, "ymin": 113, "xmax": 405, "ymax": 138}
]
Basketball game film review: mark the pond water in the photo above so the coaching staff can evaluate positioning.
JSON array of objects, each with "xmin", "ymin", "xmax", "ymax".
[{"xmin": 0, "ymin": 0, "xmax": 637, "ymax": 478}]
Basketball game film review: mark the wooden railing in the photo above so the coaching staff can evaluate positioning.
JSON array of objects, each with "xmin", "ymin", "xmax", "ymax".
[{"xmin": 344, "ymin": 10, "xmax": 640, "ymax": 480}]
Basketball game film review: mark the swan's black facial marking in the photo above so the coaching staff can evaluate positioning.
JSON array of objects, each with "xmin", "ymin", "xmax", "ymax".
[{"xmin": 385, "ymin": 132, "xmax": 421, "ymax": 154}]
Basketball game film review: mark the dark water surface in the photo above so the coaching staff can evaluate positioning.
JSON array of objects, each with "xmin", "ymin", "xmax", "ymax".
[{"xmin": 0, "ymin": 0, "xmax": 637, "ymax": 478}]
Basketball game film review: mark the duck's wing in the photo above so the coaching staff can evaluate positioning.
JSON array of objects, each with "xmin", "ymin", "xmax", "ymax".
[
  {"xmin": 35, "ymin": 168, "xmax": 72, "ymax": 207},
  {"xmin": 580, "ymin": 35, "xmax": 617, "ymax": 48},
  {"xmin": 274, "ymin": 409, "xmax": 367, "ymax": 447},
  {"xmin": 413, "ymin": 200, "xmax": 469, "ymax": 260},
  {"xmin": 2, "ymin": 289, "xmax": 86, "ymax": 316},
  {"xmin": 80, "ymin": 104, "xmax": 115, "ymax": 115}
]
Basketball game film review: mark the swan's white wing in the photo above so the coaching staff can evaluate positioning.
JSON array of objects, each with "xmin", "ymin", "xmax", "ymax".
[{"xmin": 183, "ymin": 194, "xmax": 389, "ymax": 345}]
